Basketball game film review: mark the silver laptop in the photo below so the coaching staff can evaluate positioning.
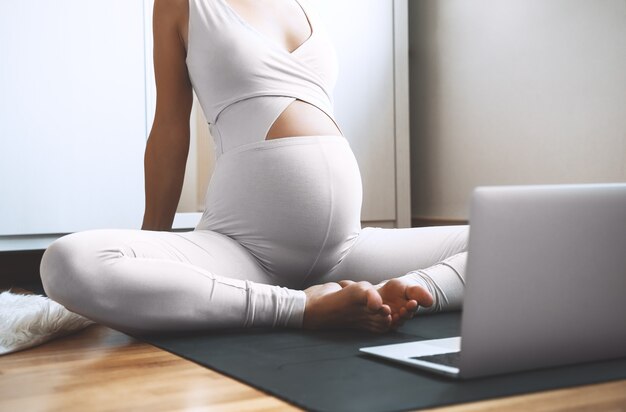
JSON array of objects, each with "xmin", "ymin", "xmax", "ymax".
[{"xmin": 361, "ymin": 183, "xmax": 626, "ymax": 379}]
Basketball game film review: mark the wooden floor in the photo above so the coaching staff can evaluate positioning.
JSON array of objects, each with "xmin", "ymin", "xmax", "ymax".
[{"xmin": 1, "ymin": 308, "xmax": 625, "ymax": 411}]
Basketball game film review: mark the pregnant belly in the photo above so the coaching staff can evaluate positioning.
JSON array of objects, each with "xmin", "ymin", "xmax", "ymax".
[{"xmin": 265, "ymin": 99, "xmax": 343, "ymax": 140}]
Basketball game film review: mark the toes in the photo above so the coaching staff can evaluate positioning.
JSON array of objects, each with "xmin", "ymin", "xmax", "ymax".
[
  {"xmin": 338, "ymin": 280, "xmax": 355, "ymax": 288},
  {"xmin": 367, "ymin": 315, "xmax": 392, "ymax": 333},
  {"xmin": 378, "ymin": 304, "xmax": 391, "ymax": 316},
  {"xmin": 399, "ymin": 301, "xmax": 418, "ymax": 319},
  {"xmin": 406, "ymin": 285, "xmax": 434, "ymax": 308},
  {"xmin": 363, "ymin": 287, "xmax": 384, "ymax": 312}
]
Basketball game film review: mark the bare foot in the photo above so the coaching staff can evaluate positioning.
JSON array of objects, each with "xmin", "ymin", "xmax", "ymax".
[
  {"xmin": 380, "ymin": 279, "xmax": 433, "ymax": 328},
  {"xmin": 303, "ymin": 281, "xmax": 392, "ymax": 333},
  {"xmin": 339, "ymin": 279, "xmax": 433, "ymax": 330}
]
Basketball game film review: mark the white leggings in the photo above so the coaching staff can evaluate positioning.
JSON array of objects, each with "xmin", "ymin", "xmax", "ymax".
[{"xmin": 40, "ymin": 136, "xmax": 468, "ymax": 334}]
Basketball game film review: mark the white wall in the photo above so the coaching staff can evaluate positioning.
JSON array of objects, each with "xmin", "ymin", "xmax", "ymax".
[
  {"xmin": 409, "ymin": 0, "xmax": 626, "ymax": 220},
  {"xmin": 0, "ymin": 1, "xmax": 148, "ymax": 235}
]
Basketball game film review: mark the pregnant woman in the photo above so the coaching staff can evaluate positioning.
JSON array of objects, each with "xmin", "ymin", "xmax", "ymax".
[{"xmin": 40, "ymin": 0, "xmax": 468, "ymax": 334}]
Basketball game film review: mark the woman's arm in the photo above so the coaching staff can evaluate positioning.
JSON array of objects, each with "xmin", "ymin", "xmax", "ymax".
[{"xmin": 142, "ymin": 0, "xmax": 193, "ymax": 231}]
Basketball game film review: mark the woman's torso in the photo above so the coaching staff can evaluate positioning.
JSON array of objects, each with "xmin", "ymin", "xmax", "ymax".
[{"xmin": 182, "ymin": 0, "xmax": 343, "ymax": 157}]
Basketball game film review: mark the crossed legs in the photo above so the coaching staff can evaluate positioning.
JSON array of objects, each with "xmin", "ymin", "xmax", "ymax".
[{"xmin": 40, "ymin": 224, "xmax": 468, "ymax": 334}]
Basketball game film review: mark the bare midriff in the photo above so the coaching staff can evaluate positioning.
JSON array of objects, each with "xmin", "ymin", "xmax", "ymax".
[{"xmin": 264, "ymin": 99, "xmax": 343, "ymax": 140}]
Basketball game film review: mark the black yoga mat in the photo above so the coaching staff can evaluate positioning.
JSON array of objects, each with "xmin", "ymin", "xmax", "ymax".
[{"xmin": 136, "ymin": 313, "xmax": 626, "ymax": 412}]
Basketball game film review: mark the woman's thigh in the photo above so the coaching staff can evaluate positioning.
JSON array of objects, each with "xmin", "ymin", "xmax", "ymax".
[
  {"xmin": 39, "ymin": 228, "xmax": 276, "ymax": 331},
  {"xmin": 46, "ymin": 228, "xmax": 271, "ymax": 281},
  {"xmin": 314, "ymin": 225, "xmax": 469, "ymax": 286}
]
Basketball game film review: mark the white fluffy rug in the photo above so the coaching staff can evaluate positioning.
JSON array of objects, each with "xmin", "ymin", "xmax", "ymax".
[{"xmin": 0, "ymin": 290, "xmax": 95, "ymax": 355}]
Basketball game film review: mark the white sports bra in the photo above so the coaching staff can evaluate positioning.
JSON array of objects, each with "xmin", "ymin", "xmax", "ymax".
[{"xmin": 186, "ymin": 0, "xmax": 343, "ymax": 158}]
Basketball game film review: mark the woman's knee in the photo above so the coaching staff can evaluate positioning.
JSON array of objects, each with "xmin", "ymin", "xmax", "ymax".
[{"xmin": 39, "ymin": 230, "xmax": 116, "ymax": 308}]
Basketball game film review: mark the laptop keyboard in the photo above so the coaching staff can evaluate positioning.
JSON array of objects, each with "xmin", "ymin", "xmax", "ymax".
[{"xmin": 410, "ymin": 351, "xmax": 461, "ymax": 368}]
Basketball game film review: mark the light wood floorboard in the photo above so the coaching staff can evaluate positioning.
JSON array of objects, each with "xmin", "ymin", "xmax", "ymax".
[{"xmin": 1, "ymin": 292, "xmax": 625, "ymax": 411}]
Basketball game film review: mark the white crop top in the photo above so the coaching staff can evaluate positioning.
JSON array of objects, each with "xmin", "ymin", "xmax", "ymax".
[{"xmin": 186, "ymin": 0, "xmax": 342, "ymax": 158}]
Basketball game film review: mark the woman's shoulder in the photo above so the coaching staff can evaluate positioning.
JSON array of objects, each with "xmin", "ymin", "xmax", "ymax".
[
  {"xmin": 153, "ymin": 0, "xmax": 189, "ymax": 29},
  {"xmin": 154, "ymin": 0, "xmax": 188, "ymax": 12}
]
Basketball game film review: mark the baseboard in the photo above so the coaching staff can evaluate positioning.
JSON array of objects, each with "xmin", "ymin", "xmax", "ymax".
[
  {"xmin": 361, "ymin": 220, "xmax": 397, "ymax": 229},
  {"xmin": 0, "ymin": 250, "xmax": 45, "ymax": 290},
  {"xmin": 411, "ymin": 216, "xmax": 468, "ymax": 227}
]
